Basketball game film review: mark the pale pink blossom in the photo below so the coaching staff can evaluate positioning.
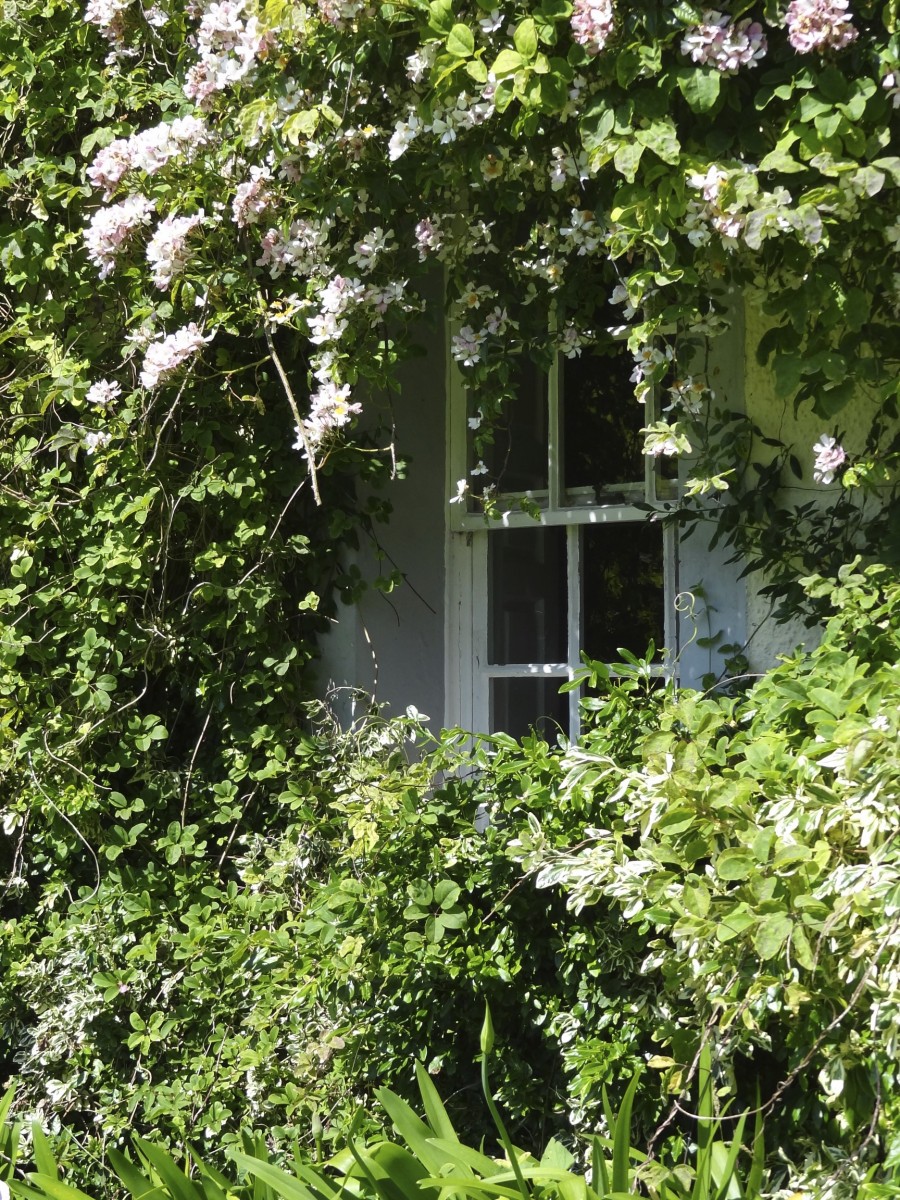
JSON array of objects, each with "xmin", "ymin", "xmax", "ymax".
[
  {"xmin": 414, "ymin": 217, "xmax": 443, "ymax": 260},
  {"xmin": 812, "ymin": 434, "xmax": 847, "ymax": 484},
  {"xmin": 681, "ymin": 11, "xmax": 766, "ymax": 72},
  {"xmin": 255, "ymin": 218, "xmax": 330, "ymax": 278},
  {"xmin": 184, "ymin": 0, "xmax": 275, "ymax": 103},
  {"xmin": 84, "ymin": 0, "xmax": 131, "ymax": 55},
  {"xmin": 785, "ymin": 0, "xmax": 857, "ymax": 53},
  {"xmin": 86, "ymin": 379, "xmax": 122, "ymax": 407},
  {"xmin": 298, "ymin": 380, "xmax": 362, "ymax": 446},
  {"xmin": 139, "ymin": 322, "xmax": 213, "ymax": 388},
  {"xmin": 83, "ymin": 430, "xmax": 113, "ymax": 454},
  {"xmin": 88, "ymin": 117, "xmax": 210, "ymax": 199},
  {"xmin": 146, "ymin": 212, "xmax": 204, "ymax": 288},
  {"xmin": 571, "ymin": 0, "xmax": 613, "ymax": 56},
  {"xmin": 83, "ymin": 194, "xmax": 155, "ymax": 278},
  {"xmin": 316, "ymin": 0, "xmax": 364, "ymax": 26},
  {"xmin": 451, "ymin": 326, "xmax": 486, "ymax": 367},
  {"xmin": 348, "ymin": 226, "xmax": 394, "ymax": 272},
  {"xmin": 232, "ymin": 166, "xmax": 274, "ymax": 227}
]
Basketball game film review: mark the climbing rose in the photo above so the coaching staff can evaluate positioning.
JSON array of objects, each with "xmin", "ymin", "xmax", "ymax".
[
  {"xmin": 812, "ymin": 434, "xmax": 847, "ymax": 484},
  {"xmin": 571, "ymin": 0, "xmax": 613, "ymax": 55},
  {"xmin": 784, "ymin": 0, "xmax": 857, "ymax": 53}
]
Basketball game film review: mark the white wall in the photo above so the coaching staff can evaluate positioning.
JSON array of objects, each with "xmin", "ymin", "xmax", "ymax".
[{"xmin": 316, "ymin": 304, "xmax": 448, "ymax": 729}]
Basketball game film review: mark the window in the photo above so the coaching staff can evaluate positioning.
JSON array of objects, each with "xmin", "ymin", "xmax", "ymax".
[{"xmin": 446, "ymin": 338, "xmax": 677, "ymax": 740}]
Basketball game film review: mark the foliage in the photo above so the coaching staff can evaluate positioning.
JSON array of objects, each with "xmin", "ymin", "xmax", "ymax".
[
  {"xmin": 2, "ymin": 0, "xmax": 899, "ymax": 619},
  {"xmin": 3, "ymin": 1033, "xmax": 764, "ymax": 1200},
  {"xmin": 3, "ymin": 0, "xmax": 900, "ymax": 1185},
  {"xmin": 518, "ymin": 561, "xmax": 900, "ymax": 1192},
  {"xmin": 10, "ymin": 563, "xmax": 900, "ymax": 1200},
  {"xmin": 1, "ymin": 694, "xmax": 670, "ymax": 1183}
]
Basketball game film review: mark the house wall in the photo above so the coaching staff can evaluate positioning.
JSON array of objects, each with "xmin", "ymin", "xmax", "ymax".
[
  {"xmin": 741, "ymin": 299, "xmax": 882, "ymax": 672},
  {"xmin": 316, "ymin": 308, "xmax": 448, "ymax": 728},
  {"xmin": 675, "ymin": 298, "xmax": 749, "ymax": 686},
  {"xmin": 319, "ymin": 292, "xmax": 877, "ymax": 729}
]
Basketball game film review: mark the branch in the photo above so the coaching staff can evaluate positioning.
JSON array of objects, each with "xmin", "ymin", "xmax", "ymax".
[{"xmin": 258, "ymin": 299, "xmax": 321, "ymax": 507}]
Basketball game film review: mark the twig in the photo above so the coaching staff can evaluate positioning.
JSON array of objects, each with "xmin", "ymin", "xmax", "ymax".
[{"xmin": 259, "ymin": 300, "xmax": 321, "ymax": 506}]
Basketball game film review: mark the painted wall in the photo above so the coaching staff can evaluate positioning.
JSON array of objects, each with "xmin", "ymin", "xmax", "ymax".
[
  {"xmin": 319, "ymin": 291, "xmax": 877, "ymax": 728},
  {"xmin": 675, "ymin": 298, "xmax": 749, "ymax": 687},
  {"xmin": 741, "ymin": 298, "xmax": 882, "ymax": 672},
  {"xmin": 316, "ymin": 304, "xmax": 448, "ymax": 729}
]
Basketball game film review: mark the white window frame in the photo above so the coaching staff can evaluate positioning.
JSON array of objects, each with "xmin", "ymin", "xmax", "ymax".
[{"xmin": 445, "ymin": 329, "xmax": 678, "ymax": 740}]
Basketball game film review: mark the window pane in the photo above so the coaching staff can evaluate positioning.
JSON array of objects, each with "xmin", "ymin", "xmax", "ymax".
[
  {"xmin": 563, "ymin": 348, "xmax": 644, "ymax": 491},
  {"xmin": 482, "ymin": 359, "xmax": 547, "ymax": 493},
  {"xmin": 488, "ymin": 527, "xmax": 567, "ymax": 664},
  {"xmin": 581, "ymin": 522, "xmax": 664, "ymax": 662},
  {"xmin": 490, "ymin": 677, "xmax": 568, "ymax": 740}
]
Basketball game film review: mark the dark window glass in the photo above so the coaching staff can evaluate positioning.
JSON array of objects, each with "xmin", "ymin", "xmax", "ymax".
[
  {"xmin": 581, "ymin": 521, "xmax": 664, "ymax": 662},
  {"xmin": 482, "ymin": 359, "xmax": 547, "ymax": 493},
  {"xmin": 488, "ymin": 527, "xmax": 567, "ymax": 664},
  {"xmin": 563, "ymin": 348, "xmax": 644, "ymax": 492},
  {"xmin": 490, "ymin": 678, "xmax": 568, "ymax": 740}
]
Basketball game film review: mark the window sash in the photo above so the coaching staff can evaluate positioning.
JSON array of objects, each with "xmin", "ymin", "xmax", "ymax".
[{"xmin": 445, "ymin": 321, "xmax": 677, "ymax": 739}]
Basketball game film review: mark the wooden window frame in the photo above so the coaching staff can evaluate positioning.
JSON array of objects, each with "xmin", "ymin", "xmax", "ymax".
[{"xmin": 445, "ymin": 329, "xmax": 677, "ymax": 740}]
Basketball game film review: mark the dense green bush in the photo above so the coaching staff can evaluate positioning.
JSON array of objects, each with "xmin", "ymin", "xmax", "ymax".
[
  {"xmin": 1, "ymin": 692, "xmax": 667, "ymax": 1178},
  {"xmin": 7, "ymin": 561, "xmax": 900, "ymax": 1200}
]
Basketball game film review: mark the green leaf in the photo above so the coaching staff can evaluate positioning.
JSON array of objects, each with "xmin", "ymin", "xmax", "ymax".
[
  {"xmin": 427, "ymin": 0, "xmax": 453, "ymax": 34},
  {"xmin": 491, "ymin": 49, "xmax": 525, "ymax": 77},
  {"xmin": 790, "ymin": 924, "xmax": 816, "ymax": 970},
  {"xmin": 434, "ymin": 879, "xmax": 460, "ymax": 907},
  {"xmin": 683, "ymin": 881, "xmax": 710, "ymax": 918},
  {"xmin": 752, "ymin": 912, "xmax": 792, "ymax": 959},
  {"xmin": 282, "ymin": 109, "xmax": 320, "ymax": 144},
  {"xmin": 676, "ymin": 68, "xmax": 720, "ymax": 113},
  {"xmin": 513, "ymin": 18, "xmax": 538, "ymax": 59},
  {"xmin": 715, "ymin": 849, "xmax": 754, "ymax": 880},
  {"xmin": 715, "ymin": 908, "xmax": 756, "ymax": 942},
  {"xmin": 446, "ymin": 24, "xmax": 474, "ymax": 58},
  {"xmin": 635, "ymin": 119, "xmax": 680, "ymax": 165},
  {"xmin": 613, "ymin": 140, "xmax": 644, "ymax": 182}
]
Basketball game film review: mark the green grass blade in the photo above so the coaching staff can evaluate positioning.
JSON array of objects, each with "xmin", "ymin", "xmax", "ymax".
[
  {"xmin": 30, "ymin": 1127, "xmax": 59, "ymax": 1182},
  {"xmin": 746, "ymin": 1094, "xmax": 765, "ymax": 1199},
  {"xmin": 20, "ymin": 1175, "xmax": 96, "ymax": 1200},
  {"xmin": 611, "ymin": 1071, "xmax": 641, "ymax": 1196},
  {"xmin": 418, "ymin": 1177, "xmax": 521, "ymax": 1200},
  {"xmin": 375, "ymin": 1089, "xmax": 460, "ymax": 1179},
  {"xmin": 693, "ymin": 1047, "xmax": 714, "ymax": 1200},
  {"xmin": 228, "ymin": 1151, "xmax": 336, "ymax": 1200},
  {"xmin": 132, "ymin": 1139, "xmax": 204, "ymax": 1200},
  {"xmin": 591, "ymin": 1137, "xmax": 609, "ymax": 1198},
  {"xmin": 0, "ymin": 1088, "xmax": 16, "ymax": 1130},
  {"xmin": 414, "ymin": 1066, "xmax": 462, "ymax": 1144},
  {"xmin": 424, "ymin": 1139, "xmax": 501, "ymax": 1178},
  {"xmin": 710, "ymin": 1112, "xmax": 747, "ymax": 1200},
  {"xmin": 107, "ymin": 1148, "xmax": 165, "ymax": 1200}
]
